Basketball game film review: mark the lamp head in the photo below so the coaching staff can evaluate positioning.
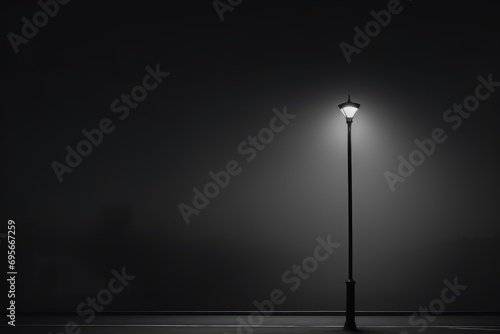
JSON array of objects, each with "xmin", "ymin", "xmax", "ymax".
[{"xmin": 338, "ymin": 94, "xmax": 360, "ymax": 121}]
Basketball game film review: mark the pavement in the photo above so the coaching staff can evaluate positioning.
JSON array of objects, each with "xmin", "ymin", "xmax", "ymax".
[{"xmin": 2, "ymin": 315, "xmax": 500, "ymax": 333}]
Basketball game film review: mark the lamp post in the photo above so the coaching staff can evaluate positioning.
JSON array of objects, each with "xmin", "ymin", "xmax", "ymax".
[{"xmin": 338, "ymin": 94, "xmax": 360, "ymax": 331}]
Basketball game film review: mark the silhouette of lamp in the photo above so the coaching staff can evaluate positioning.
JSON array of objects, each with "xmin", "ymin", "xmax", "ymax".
[{"xmin": 338, "ymin": 94, "xmax": 360, "ymax": 331}]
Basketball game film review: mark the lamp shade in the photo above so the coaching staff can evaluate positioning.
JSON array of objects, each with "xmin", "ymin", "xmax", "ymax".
[{"xmin": 338, "ymin": 95, "xmax": 360, "ymax": 119}]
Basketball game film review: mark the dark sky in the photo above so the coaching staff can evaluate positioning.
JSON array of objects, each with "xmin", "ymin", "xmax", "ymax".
[{"xmin": 1, "ymin": 0, "xmax": 500, "ymax": 311}]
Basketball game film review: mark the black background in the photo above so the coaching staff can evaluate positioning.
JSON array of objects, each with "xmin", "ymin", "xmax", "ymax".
[{"xmin": 1, "ymin": 0, "xmax": 500, "ymax": 311}]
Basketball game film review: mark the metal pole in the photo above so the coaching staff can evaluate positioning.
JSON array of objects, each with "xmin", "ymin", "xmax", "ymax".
[{"xmin": 344, "ymin": 119, "xmax": 357, "ymax": 331}]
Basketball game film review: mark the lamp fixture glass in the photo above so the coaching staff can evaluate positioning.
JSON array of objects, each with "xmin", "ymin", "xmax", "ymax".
[{"xmin": 338, "ymin": 94, "xmax": 360, "ymax": 119}]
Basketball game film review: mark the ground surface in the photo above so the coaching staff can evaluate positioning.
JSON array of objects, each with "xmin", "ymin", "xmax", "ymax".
[{"xmin": 2, "ymin": 315, "xmax": 500, "ymax": 333}]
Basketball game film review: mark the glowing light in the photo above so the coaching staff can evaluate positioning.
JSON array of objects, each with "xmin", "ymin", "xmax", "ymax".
[{"xmin": 338, "ymin": 95, "xmax": 360, "ymax": 120}]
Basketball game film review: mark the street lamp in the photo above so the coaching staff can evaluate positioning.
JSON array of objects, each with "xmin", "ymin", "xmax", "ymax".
[{"xmin": 338, "ymin": 94, "xmax": 360, "ymax": 331}]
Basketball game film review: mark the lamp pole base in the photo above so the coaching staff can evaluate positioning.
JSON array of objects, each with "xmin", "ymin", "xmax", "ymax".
[
  {"xmin": 344, "ymin": 279, "xmax": 357, "ymax": 331},
  {"xmin": 343, "ymin": 321, "xmax": 357, "ymax": 331}
]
